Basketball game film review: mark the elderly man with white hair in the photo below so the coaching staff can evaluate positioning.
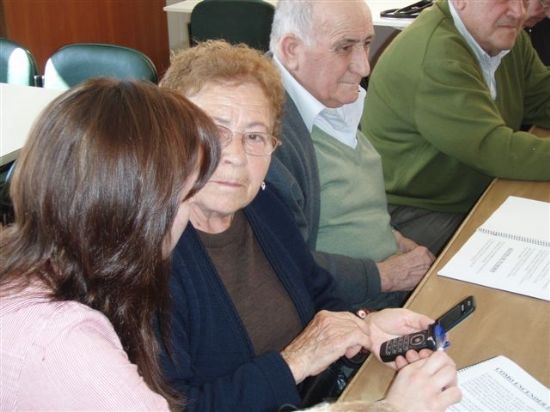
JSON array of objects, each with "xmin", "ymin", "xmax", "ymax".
[{"xmin": 267, "ymin": 0, "xmax": 435, "ymax": 311}]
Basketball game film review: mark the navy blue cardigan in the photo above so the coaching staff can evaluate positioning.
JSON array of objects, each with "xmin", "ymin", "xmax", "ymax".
[{"xmin": 161, "ymin": 186, "xmax": 347, "ymax": 412}]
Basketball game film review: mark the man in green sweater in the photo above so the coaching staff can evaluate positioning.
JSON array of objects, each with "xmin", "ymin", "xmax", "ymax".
[{"xmin": 363, "ymin": 0, "xmax": 550, "ymax": 255}]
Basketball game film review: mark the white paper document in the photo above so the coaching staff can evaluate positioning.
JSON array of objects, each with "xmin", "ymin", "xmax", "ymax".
[
  {"xmin": 439, "ymin": 196, "xmax": 550, "ymax": 301},
  {"xmin": 448, "ymin": 355, "xmax": 550, "ymax": 411}
]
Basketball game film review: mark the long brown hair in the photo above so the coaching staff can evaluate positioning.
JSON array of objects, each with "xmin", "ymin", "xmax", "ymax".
[{"xmin": 0, "ymin": 78, "xmax": 220, "ymax": 408}]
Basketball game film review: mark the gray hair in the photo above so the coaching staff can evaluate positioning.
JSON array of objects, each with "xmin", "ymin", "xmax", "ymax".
[{"xmin": 269, "ymin": 0, "xmax": 315, "ymax": 57}]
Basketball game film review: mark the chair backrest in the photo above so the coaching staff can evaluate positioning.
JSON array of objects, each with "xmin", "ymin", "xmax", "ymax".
[
  {"xmin": 190, "ymin": 0, "xmax": 275, "ymax": 51},
  {"xmin": 0, "ymin": 38, "xmax": 39, "ymax": 86},
  {"xmin": 43, "ymin": 43, "xmax": 158, "ymax": 90},
  {"xmin": 0, "ymin": 160, "xmax": 16, "ymax": 225}
]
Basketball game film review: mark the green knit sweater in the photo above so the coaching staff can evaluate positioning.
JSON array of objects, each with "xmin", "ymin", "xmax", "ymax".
[
  {"xmin": 363, "ymin": 0, "xmax": 550, "ymax": 213},
  {"xmin": 311, "ymin": 126, "xmax": 398, "ymax": 262}
]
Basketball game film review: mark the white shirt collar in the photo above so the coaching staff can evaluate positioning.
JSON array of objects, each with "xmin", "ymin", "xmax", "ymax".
[
  {"xmin": 273, "ymin": 55, "xmax": 365, "ymax": 148},
  {"xmin": 449, "ymin": 0, "xmax": 510, "ymax": 100}
]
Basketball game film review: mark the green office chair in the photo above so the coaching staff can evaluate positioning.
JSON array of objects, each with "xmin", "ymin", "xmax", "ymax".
[
  {"xmin": 190, "ymin": 0, "xmax": 275, "ymax": 51},
  {"xmin": 0, "ymin": 161, "xmax": 16, "ymax": 225},
  {"xmin": 0, "ymin": 39, "xmax": 40, "ymax": 224},
  {"xmin": 43, "ymin": 43, "xmax": 158, "ymax": 90},
  {"xmin": 0, "ymin": 38, "xmax": 39, "ymax": 86}
]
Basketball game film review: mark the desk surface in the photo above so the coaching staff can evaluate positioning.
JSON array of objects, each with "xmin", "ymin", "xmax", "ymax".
[
  {"xmin": 164, "ymin": 0, "xmax": 416, "ymax": 29},
  {"xmin": 340, "ymin": 176, "xmax": 550, "ymax": 403},
  {"xmin": 0, "ymin": 84, "xmax": 63, "ymax": 166}
]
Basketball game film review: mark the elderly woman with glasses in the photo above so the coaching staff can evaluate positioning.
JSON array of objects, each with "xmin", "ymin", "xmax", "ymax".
[{"xmin": 159, "ymin": 41, "xmax": 460, "ymax": 412}]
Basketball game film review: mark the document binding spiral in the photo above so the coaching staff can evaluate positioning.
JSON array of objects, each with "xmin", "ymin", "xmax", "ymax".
[{"xmin": 477, "ymin": 227, "xmax": 550, "ymax": 248}]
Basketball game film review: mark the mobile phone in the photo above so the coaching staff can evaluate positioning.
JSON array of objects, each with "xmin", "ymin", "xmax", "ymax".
[
  {"xmin": 436, "ymin": 295, "xmax": 476, "ymax": 331},
  {"xmin": 379, "ymin": 296, "xmax": 476, "ymax": 362},
  {"xmin": 379, "ymin": 323, "xmax": 448, "ymax": 363}
]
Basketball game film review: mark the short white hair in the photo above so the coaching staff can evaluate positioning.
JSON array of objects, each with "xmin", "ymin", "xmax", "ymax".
[{"xmin": 269, "ymin": 0, "xmax": 315, "ymax": 57}]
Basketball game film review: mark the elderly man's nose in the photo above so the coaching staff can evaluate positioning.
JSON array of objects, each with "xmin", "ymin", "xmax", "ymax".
[{"xmin": 351, "ymin": 48, "xmax": 371, "ymax": 77}]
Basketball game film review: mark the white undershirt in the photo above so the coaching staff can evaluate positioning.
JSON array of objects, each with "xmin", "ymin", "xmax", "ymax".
[
  {"xmin": 273, "ymin": 55, "xmax": 366, "ymax": 148},
  {"xmin": 448, "ymin": 0, "xmax": 510, "ymax": 100}
]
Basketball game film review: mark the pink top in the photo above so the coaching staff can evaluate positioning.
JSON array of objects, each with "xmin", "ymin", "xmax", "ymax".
[{"xmin": 0, "ymin": 285, "xmax": 169, "ymax": 411}]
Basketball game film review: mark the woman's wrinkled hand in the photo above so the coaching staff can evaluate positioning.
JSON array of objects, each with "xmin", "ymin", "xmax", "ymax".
[
  {"xmin": 365, "ymin": 308, "xmax": 434, "ymax": 369},
  {"xmin": 280, "ymin": 310, "xmax": 371, "ymax": 384}
]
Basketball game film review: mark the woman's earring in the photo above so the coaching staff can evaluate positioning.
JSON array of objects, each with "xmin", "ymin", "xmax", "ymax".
[{"xmin": 261, "ymin": 181, "xmax": 266, "ymax": 191}]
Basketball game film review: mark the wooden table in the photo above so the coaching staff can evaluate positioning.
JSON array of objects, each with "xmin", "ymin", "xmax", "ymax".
[
  {"xmin": 531, "ymin": 126, "xmax": 550, "ymax": 138},
  {"xmin": 339, "ymin": 149, "xmax": 550, "ymax": 402}
]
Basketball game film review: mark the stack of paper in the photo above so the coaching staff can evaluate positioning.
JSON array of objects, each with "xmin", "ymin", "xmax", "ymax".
[
  {"xmin": 439, "ymin": 196, "xmax": 550, "ymax": 301},
  {"xmin": 449, "ymin": 355, "xmax": 549, "ymax": 411}
]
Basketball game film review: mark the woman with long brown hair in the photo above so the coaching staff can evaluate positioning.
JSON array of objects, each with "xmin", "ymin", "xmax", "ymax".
[{"xmin": 0, "ymin": 78, "xmax": 219, "ymax": 410}]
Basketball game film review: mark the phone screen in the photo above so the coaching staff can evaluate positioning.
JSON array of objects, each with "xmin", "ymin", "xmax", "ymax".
[{"xmin": 436, "ymin": 296, "xmax": 475, "ymax": 331}]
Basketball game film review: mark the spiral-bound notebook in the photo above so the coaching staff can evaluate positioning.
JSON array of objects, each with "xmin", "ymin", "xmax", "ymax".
[
  {"xmin": 448, "ymin": 355, "xmax": 549, "ymax": 411},
  {"xmin": 439, "ymin": 196, "xmax": 550, "ymax": 301}
]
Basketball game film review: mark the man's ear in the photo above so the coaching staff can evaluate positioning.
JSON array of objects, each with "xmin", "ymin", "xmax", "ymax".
[
  {"xmin": 278, "ymin": 34, "xmax": 302, "ymax": 72},
  {"xmin": 452, "ymin": 0, "xmax": 467, "ymax": 11}
]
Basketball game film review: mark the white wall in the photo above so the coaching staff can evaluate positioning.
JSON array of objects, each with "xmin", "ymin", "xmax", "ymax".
[
  {"xmin": 165, "ymin": 0, "xmax": 191, "ymax": 52},
  {"xmin": 164, "ymin": 0, "xmax": 399, "ymax": 62}
]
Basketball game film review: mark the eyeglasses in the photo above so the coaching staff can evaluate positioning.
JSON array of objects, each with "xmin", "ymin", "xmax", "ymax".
[{"xmin": 215, "ymin": 124, "xmax": 281, "ymax": 156}]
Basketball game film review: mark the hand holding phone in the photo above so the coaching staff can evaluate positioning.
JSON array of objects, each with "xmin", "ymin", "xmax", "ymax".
[
  {"xmin": 379, "ymin": 296, "xmax": 476, "ymax": 362},
  {"xmin": 380, "ymin": 323, "xmax": 448, "ymax": 362}
]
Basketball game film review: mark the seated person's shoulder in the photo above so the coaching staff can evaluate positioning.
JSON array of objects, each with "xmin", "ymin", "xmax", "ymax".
[
  {"xmin": 24, "ymin": 296, "xmax": 120, "ymax": 350},
  {"xmin": 377, "ymin": 15, "xmax": 473, "ymax": 76},
  {"xmin": 3, "ymin": 285, "xmax": 121, "ymax": 359},
  {"xmin": 255, "ymin": 183, "xmax": 296, "ymax": 220},
  {"xmin": 11, "ymin": 297, "xmax": 168, "ymax": 410}
]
